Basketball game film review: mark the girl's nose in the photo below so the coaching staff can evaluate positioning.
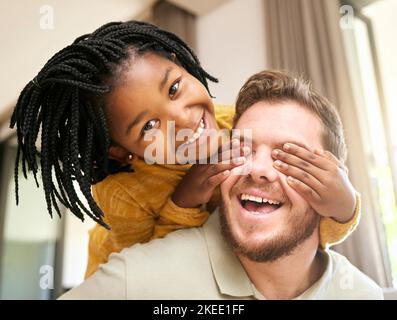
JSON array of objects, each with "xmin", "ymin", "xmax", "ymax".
[{"xmin": 168, "ymin": 103, "xmax": 197, "ymax": 130}]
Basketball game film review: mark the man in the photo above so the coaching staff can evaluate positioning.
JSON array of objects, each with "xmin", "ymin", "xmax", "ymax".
[{"xmin": 60, "ymin": 71, "xmax": 383, "ymax": 300}]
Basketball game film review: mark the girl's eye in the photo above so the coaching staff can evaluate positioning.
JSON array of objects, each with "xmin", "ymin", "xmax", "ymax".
[
  {"xmin": 169, "ymin": 81, "xmax": 180, "ymax": 98},
  {"xmin": 142, "ymin": 119, "xmax": 159, "ymax": 133}
]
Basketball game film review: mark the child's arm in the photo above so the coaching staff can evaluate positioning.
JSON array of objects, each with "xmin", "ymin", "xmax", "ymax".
[
  {"xmin": 271, "ymin": 143, "xmax": 360, "ymax": 248},
  {"xmin": 86, "ymin": 138, "xmax": 247, "ymax": 277},
  {"xmin": 85, "ymin": 179, "xmax": 159, "ymax": 278},
  {"xmin": 86, "ymin": 141, "xmax": 245, "ymax": 277},
  {"xmin": 151, "ymin": 198, "xmax": 210, "ymax": 240},
  {"xmin": 91, "ymin": 180, "xmax": 157, "ymax": 248}
]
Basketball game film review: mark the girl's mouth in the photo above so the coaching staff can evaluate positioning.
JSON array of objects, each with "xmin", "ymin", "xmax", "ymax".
[{"xmin": 180, "ymin": 112, "xmax": 207, "ymax": 147}]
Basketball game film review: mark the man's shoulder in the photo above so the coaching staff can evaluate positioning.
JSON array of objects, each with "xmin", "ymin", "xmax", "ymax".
[
  {"xmin": 114, "ymin": 226, "xmax": 219, "ymax": 299},
  {"xmin": 120, "ymin": 226, "xmax": 207, "ymax": 262},
  {"xmin": 326, "ymin": 250, "xmax": 384, "ymax": 299}
]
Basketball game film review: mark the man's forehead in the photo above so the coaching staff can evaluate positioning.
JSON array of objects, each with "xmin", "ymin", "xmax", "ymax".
[{"xmin": 234, "ymin": 102, "xmax": 324, "ymax": 151}]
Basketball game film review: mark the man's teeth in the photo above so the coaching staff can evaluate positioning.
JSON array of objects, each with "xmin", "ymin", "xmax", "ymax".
[
  {"xmin": 240, "ymin": 193, "xmax": 280, "ymax": 205},
  {"xmin": 183, "ymin": 118, "xmax": 205, "ymax": 145}
]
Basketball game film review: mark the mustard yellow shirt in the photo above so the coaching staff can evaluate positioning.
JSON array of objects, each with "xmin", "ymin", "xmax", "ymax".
[{"xmin": 85, "ymin": 105, "xmax": 360, "ymax": 278}]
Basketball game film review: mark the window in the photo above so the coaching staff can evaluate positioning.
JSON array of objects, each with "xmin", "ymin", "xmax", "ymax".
[
  {"xmin": 0, "ymin": 141, "xmax": 63, "ymax": 299},
  {"xmin": 343, "ymin": 0, "xmax": 397, "ymax": 287}
]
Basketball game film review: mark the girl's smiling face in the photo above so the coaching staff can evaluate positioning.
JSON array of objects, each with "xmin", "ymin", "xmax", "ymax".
[{"xmin": 105, "ymin": 51, "xmax": 220, "ymax": 164}]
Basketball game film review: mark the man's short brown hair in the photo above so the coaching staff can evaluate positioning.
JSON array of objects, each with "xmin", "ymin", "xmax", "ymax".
[{"xmin": 234, "ymin": 70, "xmax": 347, "ymax": 161}]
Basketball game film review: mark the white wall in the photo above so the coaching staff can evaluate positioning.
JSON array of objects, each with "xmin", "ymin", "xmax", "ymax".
[
  {"xmin": 2, "ymin": 153, "xmax": 59, "ymax": 242},
  {"xmin": 0, "ymin": 0, "xmax": 156, "ymax": 117},
  {"xmin": 62, "ymin": 209, "xmax": 96, "ymax": 289},
  {"xmin": 0, "ymin": 0, "xmax": 156, "ymax": 290},
  {"xmin": 196, "ymin": 0, "xmax": 267, "ymax": 105}
]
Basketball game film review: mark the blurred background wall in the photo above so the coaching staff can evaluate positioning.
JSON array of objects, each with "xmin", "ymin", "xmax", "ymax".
[{"xmin": 0, "ymin": 0, "xmax": 396, "ymax": 299}]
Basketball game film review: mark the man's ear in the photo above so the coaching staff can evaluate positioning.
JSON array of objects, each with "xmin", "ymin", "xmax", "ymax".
[{"xmin": 108, "ymin": 145, "xmax": 136, "ymax": 164}]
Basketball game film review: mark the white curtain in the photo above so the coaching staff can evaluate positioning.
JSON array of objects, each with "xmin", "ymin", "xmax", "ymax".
[{"xmin": 263, "ymin": 0, "xmax": 392, "ymax": 287}]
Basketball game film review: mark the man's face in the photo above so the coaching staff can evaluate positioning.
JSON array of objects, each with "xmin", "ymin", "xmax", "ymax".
[{"xmin": 220, "ymin": 101, "xmax": 323, "ymax": 262}]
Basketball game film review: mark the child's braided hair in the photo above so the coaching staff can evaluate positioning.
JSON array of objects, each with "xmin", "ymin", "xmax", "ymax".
[{"xmin": 10, "ymin": 20, "xmax": 218, "ymax": 228}]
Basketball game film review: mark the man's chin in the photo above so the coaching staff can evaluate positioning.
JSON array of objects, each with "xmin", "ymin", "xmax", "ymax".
[{"xmin": 219, "ymin": 201, "xmax": 320, "ymax": 263}]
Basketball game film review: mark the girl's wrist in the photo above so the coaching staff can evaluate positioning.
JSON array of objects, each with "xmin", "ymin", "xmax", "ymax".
[{"xmin": 171, "ymin": 192, "xmax": 201, "ymax": 209}]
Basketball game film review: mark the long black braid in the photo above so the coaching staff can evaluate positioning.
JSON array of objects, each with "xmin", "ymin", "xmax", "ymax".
[{"xmin": 10, "ymin": 20, "xmax": 218, "ymax": 228}]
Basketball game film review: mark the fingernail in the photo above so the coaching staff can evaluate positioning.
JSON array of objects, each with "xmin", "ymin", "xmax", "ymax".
[
  {"xmin": 272, "ymin": 149, "xmax": 280, "ymax": 156},
  {"xmin": 223, "ymin": 170, "xmax": 230, "ymax": 176},
  {"xmin": 316, "ymin": 149, "xmax": 324, "ymax": 155},
  {"xmin": 287, "ymin": 176, "xmax": 295, "ymax": 183},
  {"xmin": 274, "ymin": 160, "xmax": 283, "ymax": 167},
  {"xmin": 283, "ymin": 143, "xmax": 291, "ymax": 151}
]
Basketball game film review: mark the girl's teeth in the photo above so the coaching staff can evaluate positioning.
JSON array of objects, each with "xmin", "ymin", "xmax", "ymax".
[{"xmin": 183, "ymin": 117, "xmax": 205, "ymax": 146}]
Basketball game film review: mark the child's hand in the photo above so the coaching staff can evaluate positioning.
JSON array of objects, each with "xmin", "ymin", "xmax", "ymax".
[
  {"xmin": 172, "ymin": 139, "xmax": 250, "ymax": 208},
  {"xmin": 271, "ymin": 143, "xmax": 356, "ymax": 223}
]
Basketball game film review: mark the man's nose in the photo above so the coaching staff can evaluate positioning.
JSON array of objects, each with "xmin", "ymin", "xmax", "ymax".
[{"xmin": 249, "ymin": 148, "xmax": 279, "ymax": 184}]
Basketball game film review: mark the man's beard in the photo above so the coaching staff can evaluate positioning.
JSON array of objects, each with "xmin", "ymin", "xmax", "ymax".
[{"xmin": 219, "ymin": 180, "xmax": 320, "ymax": 263}]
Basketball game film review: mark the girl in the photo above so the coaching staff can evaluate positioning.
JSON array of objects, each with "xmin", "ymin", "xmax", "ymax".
[{"xmin": 10, "ymin": 21, "xmax": 360, "ymax": 279}]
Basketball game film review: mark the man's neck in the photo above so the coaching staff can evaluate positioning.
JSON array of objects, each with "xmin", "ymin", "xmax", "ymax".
[{"xmin": 237, "ymin": 233, "xmax": 325, "ymax": 300}]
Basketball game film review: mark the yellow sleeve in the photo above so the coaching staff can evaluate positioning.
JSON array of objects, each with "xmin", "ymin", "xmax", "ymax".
[
  {"xmin": 85, "ymin": 179, "xmax": 156, "ymax": 278},
  {"xmin": 152, "ymin": 197, "xmax": 209, "ymax": 239},
  {"xmin": 86, "ymin": 178, "xmax": 210, "ymax": 278},
  {"xmin": 319, "ymin": 193, "xmax": 361, "ymax": 249},
  {"xmin": 215, "ymin": 104, "xmax": 235, "ymax": 130}
]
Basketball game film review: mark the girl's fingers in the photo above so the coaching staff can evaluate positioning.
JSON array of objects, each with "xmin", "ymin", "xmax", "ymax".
[
  {"xmin": 286, "ymin": 176, "xmax": 322, "ymax": 203},
  {"xmin": 220, "ymin": 146, "xmax": 250, "ymax": 163},
  {"xmin": 206, "ymin": 157, "xmax": 246, "ymax": 176},
  {"xmin": 315, "ymin": 149, "xmax": 347, "ymax": 171},
  {"xmin": 273, "ymin": 160, "xmax": 324, "ymax": 193},
  {"xmin": 218, "ymin": 139, "xmax": 250, "ymax": 163},
  {"xmin": 206, "ymin": 169, "xmax": 232, "ymax": 189},
  {"xmin": 272, "ymin": 148, "xmax": 326, "ymax": 183},
  {"xmin": 279, "ymin": 143, "xmax": 333, "ymax": 171}
]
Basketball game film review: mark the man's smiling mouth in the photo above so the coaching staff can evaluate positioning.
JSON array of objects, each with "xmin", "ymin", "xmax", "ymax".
[{"xmin": 238, "ymin": 192, "xmax": 284, "ymax": 215}]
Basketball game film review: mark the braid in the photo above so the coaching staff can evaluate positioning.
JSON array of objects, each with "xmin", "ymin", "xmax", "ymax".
[{"xmin": 10, "ymin": 20, "xmax": 218, "ymax": 227}]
